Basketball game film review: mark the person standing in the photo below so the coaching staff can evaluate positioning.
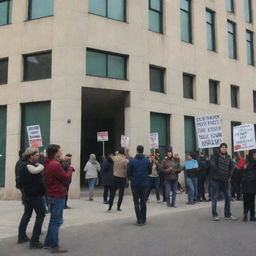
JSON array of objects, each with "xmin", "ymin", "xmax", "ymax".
[
  {"xmin": 102, "ymin": 154, "xmax": 114, "ymax": 204},
  {"xmin": 108, "ymin": 148, "xmax": 129, "ymax": 211},
  {"xmin": 162, "ymin": 147, "xmax": 181, "ymax": 207},
  {"xmin": 44, "ymin": 144, "xmax": 73, "ymax": 253},
  {"xmin": 84, "ymin": 154, "xmax": 101, "ymax": 201},
  {"xmin": 17, "ymin": 148, "xmax": 46, "ymax": 249},
  {"xmin": 209, "ymin": 143, "xmax": 237, "ymax": 221},
  {"xmin": 197, "ymin": 152, "xmax": 209, "ymax": 202},
  {"xmin": 128, "ymin": 145, "xmax": 151, "ymax": 225},
  {"xmin": 242, "ymin": 149, "xmax": 256, "ymax": 222}
]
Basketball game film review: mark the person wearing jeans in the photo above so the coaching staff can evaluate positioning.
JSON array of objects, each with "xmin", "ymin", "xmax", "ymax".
[
  {"xmin": 164, "ymin": 180, "xmax": 178, "ymax": 206},
  {"xmin": 87, "ymin": 178, "xmax": 97, "ymax": 200},
  {"xmin": 44, "ymin": 144, "xmax": 73, "ymax": 253}
]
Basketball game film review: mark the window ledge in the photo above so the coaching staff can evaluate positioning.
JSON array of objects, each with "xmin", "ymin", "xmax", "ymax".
[
  {"xmin": 24, "ymin": 15, "xmax": 54, "ymax": 22},
  {"xmin": 88, "ymin": 12, "xmax": 127, "ymax": 24},
  {"xmin": 86, "ymin": 74, "xmax": 128, "ymax": 81},
  {"xmin": 21, "ymin": 78, "xmax": 52, "ymax": 83},
  {"xmin": 148, "ymin": 29, "xmax": 164, "ymax": 35}
]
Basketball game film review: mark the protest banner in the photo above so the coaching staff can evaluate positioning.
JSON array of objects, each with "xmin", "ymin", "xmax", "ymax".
[
  {"xmin": 27, "ymin": 125, "xmax": 43, "ymax": 148},
  {"xmin": 121, "ymin": 135, "xmax": 129, "ymax": 148},
  {"xmin": 97, "ymin": 131, "xmax": 109, "ymax": 157},
  {"xmin": 149, "ymin": 133, "xmax": 159, "ymax": 149},
  {"xmin": 195, "ymin": 114, "xmax": 224, "ymax": 149}
]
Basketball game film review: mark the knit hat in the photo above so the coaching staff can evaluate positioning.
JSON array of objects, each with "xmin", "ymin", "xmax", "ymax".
[
  {"xmin": 166, "ymin": 146, "xmax": 173, "ymax": 153},
  {"xmin": 219, "ymin": 143, "xmax": 228, "ymax": 149},
  {"xmin": 24, "ymin": 148, "xmax": 38, "ymax": 157}
]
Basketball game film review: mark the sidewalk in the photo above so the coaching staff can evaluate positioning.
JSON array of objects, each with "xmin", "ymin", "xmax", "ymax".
[{"xmin": 0, "ymin": 191, "xmax": 236, "ymax": 240}]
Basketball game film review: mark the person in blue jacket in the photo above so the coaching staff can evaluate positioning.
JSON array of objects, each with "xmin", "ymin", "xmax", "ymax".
[{"xmin": 128, "ymin": 145, "xmax": 152, "ymax": 225}]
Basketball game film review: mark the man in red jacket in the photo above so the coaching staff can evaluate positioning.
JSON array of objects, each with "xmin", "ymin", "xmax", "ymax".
[{"xmin": 44, "ymin": 144, "xmax": 72, "ymax": 253}]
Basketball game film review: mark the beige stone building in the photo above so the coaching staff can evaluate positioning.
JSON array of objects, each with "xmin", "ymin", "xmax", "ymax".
[{"xmin": 0, "ymin": 0, "xmax": 256, "ymax": 199}]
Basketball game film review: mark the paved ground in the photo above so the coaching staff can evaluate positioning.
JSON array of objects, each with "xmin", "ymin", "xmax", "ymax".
[{"xmin": 0, "ymin": 192, "xmax": 254, "ymax": 256}]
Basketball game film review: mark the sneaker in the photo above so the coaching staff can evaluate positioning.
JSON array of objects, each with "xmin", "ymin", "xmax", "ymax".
[
  {"xmin": 103, "ymin": 201, "xmax": 108, "ymax": 204},
  {"xmin": 212, "ymin": 216, "xmax": 220, "ymax": 221},
  {"xmin": 17, "ymin": 236, "xmax": 30, "ymax": 244},
  {"xmin": 51, "ymin": 247, "xmax": 68, "ymax": 254},
  {"xmin": 225, "ymin": 216, "xmax": 237, "ymax": 221},
  {"xmin": 166, "ymin": 203, "xmax": 171, "ymax": 207},
  {"xmin": 29, "ymin": 242, "xmax": 44, "ymax": 249},
  {"xmin": 250, "ymin": 217, "xmax": 256, "ymax": 222},
  {"xmin": 117, "ymin": 208, "xmax": 122, "ymax": 211}
]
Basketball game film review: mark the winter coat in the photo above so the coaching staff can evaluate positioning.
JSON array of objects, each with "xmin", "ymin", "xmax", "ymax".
[
  {"xmin": 242, "ymin": 160, "xmax": 256, "ymax": 194},
  {"xmin": 84, "ymin": 161, "xmax": 101, "ymax": 179},
  {"xmin": 102, "ymin": 157, "xmax": 114, "ymax": 186},
  {"xmin": 232, "ymin": 157, "xmax": 246, "ymax": 181},
  {"xmin": 162, "ymin": 157, "xmax": 181, "ymax": 180},
  {"xmin": 184, "ymin": 160, "xmax": 199, "ymax": 178},
  {"xmin": 197, "ymin": 157, "xmax": 210, "ymax": 178},
  {"xmin": 113, "ymin": 154, "xmax": 129, "ymax": 178}
]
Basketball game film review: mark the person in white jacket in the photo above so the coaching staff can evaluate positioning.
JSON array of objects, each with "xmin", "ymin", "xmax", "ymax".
[{"xmin": 84, "ymin": 154, "xmax": 101, "ymax": 201}]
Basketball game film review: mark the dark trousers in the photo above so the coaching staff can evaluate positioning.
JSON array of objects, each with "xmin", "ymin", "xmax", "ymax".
[
  {"xmin": 197, "ymin": 176, "xmax": 207, "ymax": 200},
  {"xmin": 108, "ymin": 177, "xmax": 126, "ymax": 210},
  {"xmin": 243, "ymin": 193, "xmax": 255, "ymax": 217},
  {"xmin": 231, "ymin": 179, "xmax": 242, "ymax": 200},
  {"xmin": 159, "ymin": 174, "xmax": 166, "ymax": 202},
  {"xmin": 18, "ymin": 196, "xmax": 46, "ymax": 243},
  {"xmin": 103, "ymin": 186, "xmax": 111, "ymax": 202},
  {"xmin": 131, "ymin": 186, "xmax": 148, "ymax": 224},
  {"xmin": 147, "ymin": 176, "xmax": 160, "ymax": 201},
  {"xmin": 65, "ymin": 185, "xmax": 70, "ymax": 207}
]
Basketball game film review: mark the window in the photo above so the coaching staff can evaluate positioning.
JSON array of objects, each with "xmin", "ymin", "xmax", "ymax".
[
  {"xmin": 0, "ymin": 58, "xmax": 8, "ymax": 85},
  {"xmin": 149, "ymin": 0, "xmax": 163, "ymax": 33},
  {"xmin": 230, "ymin": 85, "xmax": 239, "ymax": 108},
  {"xmin": 227, "ymin": 20, "xmax": 237, "ymax": 59},
  {"xmin": 253, "ymin": 91, "xmax": 256, "ymax": 112},
  {"xmin": 23, "ymin": 51, "xmax": 52, "ymax": 81},
  {"xmin": 245, "ymin": 0, "xmax": 253, "ymax": 23},
  {"xmin": 0, "ymin": 106, "xmax": 7, "ymax": 187},
  {"xmin": 86, "ymin": 49, "xmax": 127, "ymax": 80},
  {"xmin": 226, "ymin": 0, "xmax": 234, "ymax": 13},
  {"xmin": 206, "ymin": 9, "xmax": 216, "ymax": 51},
  {"xmin": 150, "ymin": 112, "xmax": 170, "ymax": 156},
  {"xmin": 88, "ymin": 0, "xmax": 126, "ymax": 22},
  {"xmin": 183, "ymin": 73, "xmax": 194, "ymax": 99},
  {"xmin": 184, "ymin": 116, "xmax": 197, "ymax": 155},
  {"xmin": 28, "ymin": 0, "xmax": 54, "ymax": 20},
  {"xmin": 180, "ymin": 0, "xmax": 192, "ymax": 43},
  {"xmin": 209, "ymin": 80, "xmax": 219, "ymax": 104},
  {"xmin": 246, "ymin": 30, "xmax": 254, "ymax": 66},
  {"xmin": 0, "ymin": 0, "xmax": 12, "ymax": 25},
  {"xmin": 150, "ymin": 65, "xmax": 165, "ymax": 93}
]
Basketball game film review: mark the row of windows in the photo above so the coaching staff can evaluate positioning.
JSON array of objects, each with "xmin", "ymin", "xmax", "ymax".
[{"xmin": 1, "ymin": 49, "xmax": 256, "ymax": 113}]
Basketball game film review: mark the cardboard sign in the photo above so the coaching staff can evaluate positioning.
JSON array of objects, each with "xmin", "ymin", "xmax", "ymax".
[
  {"xmin": 97, "ymin": 131, "xmax": 109, "ymax": 142},
  {"xmin": 149, "ymin": 133, "xmax": 159, "ymax": 149},
  {"xmin": 233, "ymin": 124, "xmax": 256, "ymax": 152},
  {"xmin": 121, "ymin": 135, "xmax": 129, "ymax": 148},
  {"xmin": 195, "ymin": 114, "xmax": 224, "ymax": 149},
  {"xmin": 27, "ymin": 125, "xmax": 43, "ymax": 148}
]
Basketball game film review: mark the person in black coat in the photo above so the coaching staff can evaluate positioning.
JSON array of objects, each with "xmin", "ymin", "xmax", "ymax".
[
  {"xmin": 242, "ymin": 149, "xmax": 256, "ymax": 222},
  {"xmin": 101, "ymin": 154, "xmax": 114, "ymax": 204}
]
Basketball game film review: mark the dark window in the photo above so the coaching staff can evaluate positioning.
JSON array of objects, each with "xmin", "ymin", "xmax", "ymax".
[
  {"xmin": 206, "ymin": 9, "xmax": 216, "ymax": 51},
  {"xmin": 227, "ymin": 20, "xmax": 237, "ymax": 59},
  {"xmin": 28, "ymin": 0, "xmax": 54, "ymax": 20},
  {"xmin": 184, "ymin": 116, "xmax": 197, "ymax": 155},
  {"xmin": 150, "ymin": 66, "xmax": 165, "ymax": 93},
  {"xmin": 183, "ymin": 73, "xmax": 194, "ymax": 99},
  {"xmin": 209, "ymin": 80, "xmax": 219, "ymax": 104},
  {"xmin": 245, "ymin": 0, "xmax": 253, "ymax": 23},
  {"xmin": 180, "ymin": 0, "xmax": 192, "ymax": 43},
  {"xmin": 0, "ymin": 0, "xmax": 12, "ymax": 25},
  {"xmin": 149, "ymin": 0, "xmax": 163, "ymax": 33},
  {"xmin": 231, "ymin": 85, "xmax": 239, "ymax": 108},
  {"xmin": 88, "ymin": 0, "xmax": 126, "ymax": 22},
  {"xmin": 23, "ymin": 51, "xmax": 52, "ymax": 81},
  {"xmin": 246, "ymin": 30, "xmax": 254, "ymax": 66},
  {"xmin": 253, "ymin": 91, "xmax": 256, "ymax": 112},
  {"xmin": 231, "ymin": 121, "xmax": 241, "ymax": 153},
  {"xmin": 86, "ymin": 49, "xmax": 127, "ymax": 80},
  {"xmin": 226, "ymin": 0, "xmax": 234, "ymax": 13},
  {"xmin": 0, "ymin": 58, "xmax": 8, "ymax": 85}
]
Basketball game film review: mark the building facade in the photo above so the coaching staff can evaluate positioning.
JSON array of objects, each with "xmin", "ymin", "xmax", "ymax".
[{"xmin": 0, "ymin": 0, "xmax": 256, "ymax": 199}]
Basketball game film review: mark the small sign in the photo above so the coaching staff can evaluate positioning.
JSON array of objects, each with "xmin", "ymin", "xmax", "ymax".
[
  {"xmin": 27, "ymin": 125, "xmax": 43, "ymax": 148},
  {"xmin": 195, "ymin": 114, "xmax": 224, "ymax": 149},
  {"xmin": 121, "ymin": 135, "xmax": 129, "ymax": 148},
  {"xmin": 97, "ymin": 131, "xmax": 109, "ymax": 142},
  {"xmin": 149, "ymin": 133, "xmax": 159, "ymax": 149},
  {"xmin": 233, "ymin": 124, "xmax": 256, "ymax": 152}
]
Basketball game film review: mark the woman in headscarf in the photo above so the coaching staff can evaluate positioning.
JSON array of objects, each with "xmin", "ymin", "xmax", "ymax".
[{"xmin": 84, "ymin": 154, "xmax": 101, "ymax": 201}]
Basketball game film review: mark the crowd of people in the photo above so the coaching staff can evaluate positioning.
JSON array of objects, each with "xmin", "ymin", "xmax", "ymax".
[{"xmin": 14, "ymin": 142, "xmax": 256, "ymax": 253}]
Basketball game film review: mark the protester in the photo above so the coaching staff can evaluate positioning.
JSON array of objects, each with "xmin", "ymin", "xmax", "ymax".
[
  {"xmin": 154, "ymin": 149, "xmax": 165, "ymax": 202},
  {"xmin": 15, "ymin": 149, "xmax": 26, "ymax": 193},
  {"xmin": 184, "ymin": 153, "xmax": 199, "ymax": 205},
  {"xmin": 108, "ymin": 147, "xmax": 128, "ymax": 211},
  {"xmin": 102, "ymin": 154, "xmax": 114, "ymax": 204},
  {"xmin": 162, "ymin": 147, "xmax": 181, "ymax": 207},
  {"xmin": 231, "ymin": 152, "xmax": 246, "ymax": 201},
  {"xmin": 84, "ymin": 154, "xmax": 101, "ymax": 201},
  {"xmin": 44, "ymin": 144, "xmax": 73, "ymax": 253},
  {"xmin": 197, "ymin": 152, "xmax": 210, "ymax": 202},
  {"xmin": 209, "ymin": 143, "xmax": 237, "ymax": 221},
  {"xmin": 128, "ymin": 145, "xmax": 151, "ymax": 225},
  {"xmin": 17, "ymin": 148, "xmax": 45, "ymax": 249},
  {"xmin": 242, "ymin": 149, "xmax": 256, "ymax": 222}
]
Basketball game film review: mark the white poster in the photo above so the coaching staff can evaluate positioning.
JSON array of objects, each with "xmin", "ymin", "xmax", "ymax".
[
  {"xmin": 195, "ymin": 114, "xmax": 224, "ymax": 149},
  {"xmin": 121, "ymin": 135, "xmax": 129, "ymax": 148},
  {"xmin": 97, "ymin": 131, "xmax": 109, "ymax": 142},
  {"xmin": 149, "ymin": 133, "xmax": 159, "ymax": 149},
  {"xmin": 27, "ymin": 125, "xmax": 43, "ymax": 148},
  {"xmin": 233, "ymin": 124, "xmax": 256, "ymax": 152}
]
